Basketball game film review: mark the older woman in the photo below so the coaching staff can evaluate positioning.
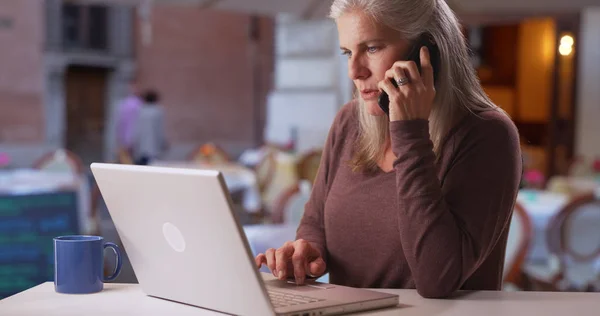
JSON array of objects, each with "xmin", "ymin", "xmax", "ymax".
[{"xmin": 256, "ymin": 0, "xmax": 521, "ymax": 298}]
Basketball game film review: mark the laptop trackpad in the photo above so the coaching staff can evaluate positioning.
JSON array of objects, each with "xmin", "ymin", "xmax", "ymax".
[{"xmin": 265, "ymin": 279, "xmax": 337, "ymax": 291}]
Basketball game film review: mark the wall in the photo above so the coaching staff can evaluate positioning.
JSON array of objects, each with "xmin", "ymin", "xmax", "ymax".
[
  {"xmin": 135, "ymin": 7, "xmax": 274, "ymax": 157},
  {"xmin": 0, "ymin": 0, "xmax": 44, "ymax": 143},
  {"xmin": 264, "ymin": 15, "xmax": 351, "ymax": 152},
  {"xmin": 478, "ymin": 24, "xmax": 519, "ymax": 118},
  {"xmin": 516, "ymin": 18, "xmax": 556, "ymax": 122},
  {"xmin": 575, "ymin": 7, "xmax": 600, "ymax": 159}
]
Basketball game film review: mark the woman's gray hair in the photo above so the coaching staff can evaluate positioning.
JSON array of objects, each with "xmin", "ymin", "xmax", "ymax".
[{"xmin": 331, "ymin": 0, "xmax": 502, "ymax": 172}]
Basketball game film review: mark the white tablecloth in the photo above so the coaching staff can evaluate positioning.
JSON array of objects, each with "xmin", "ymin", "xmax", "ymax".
[
  {"xmin": 151, "ymin": 161, "xmax": 262, "ymax": 213},
  {"xmin": 517, "ymin": 189, "xmax": 569, "ymax": 263},
  {"xmin": 243, "ymin": 224, "xmax": 298, "ymax": 256},
  {"xmin": 0, "ymin": 169, "xmax": 75, "ymax": 194}
]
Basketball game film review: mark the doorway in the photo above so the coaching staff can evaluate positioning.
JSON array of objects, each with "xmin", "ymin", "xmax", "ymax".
[{"xmin": 64, "ymin": 65, "xmax": 108, "ymax": 166}]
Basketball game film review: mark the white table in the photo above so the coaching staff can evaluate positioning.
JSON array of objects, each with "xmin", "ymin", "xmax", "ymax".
[
  {"xmin": 151, "ymin": 161, "xmax": 262, "ymax": 213},
  {"xmin": 243, "ymin": 224, "xmax": 298, "ymax": 256},
  {"xmin": 2, "ymin": 279, "xmax": 600, "ymax": 316},
  {"xmin": 517, "ymin": 190, "xmax": 569, "ymax": 263},
  {"xmin": 0, "ymin": 169, "xmax": 78, "ymax": 194},
  {"xmin": 547, "ymin": 176, "xmax": 600, "ymax": 196}
]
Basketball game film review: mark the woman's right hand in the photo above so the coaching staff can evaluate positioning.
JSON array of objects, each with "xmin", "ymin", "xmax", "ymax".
[{"xmin": 254, "ymin": 239, "xmax": 326, "ymax": 285}]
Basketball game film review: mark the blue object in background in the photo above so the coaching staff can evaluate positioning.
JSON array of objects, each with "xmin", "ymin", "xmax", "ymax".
[{"xmin": 0, "ymin": 191, "xmax": 79, "ymax": 298}]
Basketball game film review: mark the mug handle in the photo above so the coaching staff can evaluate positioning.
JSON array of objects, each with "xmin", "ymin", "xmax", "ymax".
[{"xmin": 103, "ymin": 242, "xmax": 123, "ymax": 282}]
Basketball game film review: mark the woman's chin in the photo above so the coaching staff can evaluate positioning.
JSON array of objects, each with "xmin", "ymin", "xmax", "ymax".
[{"xmin": 363, "ymin": 99, "xmax": 386, "ymax": 116}]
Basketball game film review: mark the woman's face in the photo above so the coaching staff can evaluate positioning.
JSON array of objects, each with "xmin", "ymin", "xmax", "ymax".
[{"xmin": 337, "ymin": 10, "xmax": 411, "ymax": 116}]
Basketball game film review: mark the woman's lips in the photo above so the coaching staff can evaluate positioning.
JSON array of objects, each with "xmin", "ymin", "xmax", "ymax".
[{"xmin": 360, "ymin": 89, "xmax": 379, "ymax": 100}]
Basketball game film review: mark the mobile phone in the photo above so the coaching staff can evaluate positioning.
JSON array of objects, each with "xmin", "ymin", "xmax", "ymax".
[{"xmin": 377, "ymin": 33, "xmax": 441, "ymax": 115}]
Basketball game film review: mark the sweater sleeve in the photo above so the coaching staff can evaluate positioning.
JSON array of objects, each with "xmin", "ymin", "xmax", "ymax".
[
  {"xmin": 390, "ymin": 116, "xmax": 521, "ymax": 298},
  {"xmin": 295, "ymin": 105, "xmax": 348, "ymax": 265}
]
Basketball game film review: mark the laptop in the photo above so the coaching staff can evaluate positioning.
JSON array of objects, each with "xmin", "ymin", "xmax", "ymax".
[{"xmin": 91, "ymin": 163, "xmax": 399, "ymax": 316}]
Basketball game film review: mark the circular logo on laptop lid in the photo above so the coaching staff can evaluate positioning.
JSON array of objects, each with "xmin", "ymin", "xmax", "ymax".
[{"xmin": 162, "ymin": 222, "xmax": 186, "ymax": 252}]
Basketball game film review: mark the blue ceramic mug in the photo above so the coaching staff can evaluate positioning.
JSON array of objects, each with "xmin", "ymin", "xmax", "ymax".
[{"xmin": 54, "ymin": 235, "xmax": 122, "ymax": 294}]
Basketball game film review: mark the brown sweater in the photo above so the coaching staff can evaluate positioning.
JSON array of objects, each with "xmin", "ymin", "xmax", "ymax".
[{"xmin": 296, "ymin": 101, "xmax": 522, "ymax": 298}]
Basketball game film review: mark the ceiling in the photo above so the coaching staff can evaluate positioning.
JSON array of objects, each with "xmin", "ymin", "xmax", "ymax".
[{"xmin": 76, "ymin": 0, "xmax": 597, "ymax": 20}]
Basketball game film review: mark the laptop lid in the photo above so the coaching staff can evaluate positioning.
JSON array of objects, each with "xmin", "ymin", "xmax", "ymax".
[{"xmin": 91, "ymin": 163, "xmax": 275, "ymax": 316}]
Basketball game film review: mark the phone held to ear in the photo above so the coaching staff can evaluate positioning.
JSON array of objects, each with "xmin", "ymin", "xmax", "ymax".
[{"xmin": 378, "ymin": 33, "xmax": 441, "ymax": 116}]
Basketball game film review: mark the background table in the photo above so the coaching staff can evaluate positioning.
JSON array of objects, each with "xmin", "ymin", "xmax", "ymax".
[{"xmin": 517, "ymin": 190, "xmax": 569, "ymax": 263}]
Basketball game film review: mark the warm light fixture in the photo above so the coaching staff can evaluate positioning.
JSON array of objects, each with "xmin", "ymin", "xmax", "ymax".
[
  {"xmin": 559, "ymin": 45, "xmax": 573, "ymax": 56},
  {"xmin": 559, "ymin": 34, "xmax": 574, "ymax": 56},
  {"xmin": 561, "ymin": 35, "xmax": 574, "ymax": 46}
]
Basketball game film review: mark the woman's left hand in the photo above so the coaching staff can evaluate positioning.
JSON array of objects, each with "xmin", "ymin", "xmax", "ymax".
[{"xmin": 378, "ymin": 46, "xmax": 436, "ymax": 121}]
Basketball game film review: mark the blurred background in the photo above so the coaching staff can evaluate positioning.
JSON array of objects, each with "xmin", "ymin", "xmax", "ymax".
[{"xmin": 1, "ymin": 0, "xmax": 600, "ymax": 299}]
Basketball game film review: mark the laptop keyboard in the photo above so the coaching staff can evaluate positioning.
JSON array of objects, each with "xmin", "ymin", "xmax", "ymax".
[{"xmin": 268, "ymin": 290, "xmax": 325, "ymax": 308}]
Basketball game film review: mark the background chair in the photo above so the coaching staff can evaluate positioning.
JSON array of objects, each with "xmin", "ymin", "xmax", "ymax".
[
  {"xmin": 503, "ymin": 202, "xmax": 533, "ymax": 290},
  {"xmin": 526, "ymin": 193, "xmax": 600, "ymax": 291},
  {"xmin": 296, "ymin": 149, "xmax": 322, "ymax": 184},
  {"xmin": 270, "ymin": 180, "xmax": 312, "ymax": 225}
]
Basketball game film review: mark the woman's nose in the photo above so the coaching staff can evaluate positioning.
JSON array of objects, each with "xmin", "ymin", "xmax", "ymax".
[{"xmin": 349, "ymin": 56, "xmax": 370, "ymax": 80}]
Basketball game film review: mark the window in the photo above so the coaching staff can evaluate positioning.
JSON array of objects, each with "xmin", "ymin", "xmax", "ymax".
[{"xmin": 62, "ymin": 4, "xmax": 108, "ymax": 51}]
